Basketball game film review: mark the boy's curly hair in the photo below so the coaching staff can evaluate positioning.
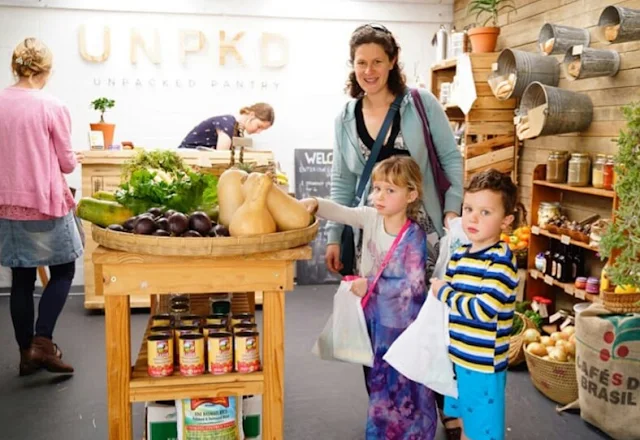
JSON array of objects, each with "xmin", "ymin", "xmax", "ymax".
[{"xmin": 465, "ymin": 169, "xmax": 518, "ymax": 216}]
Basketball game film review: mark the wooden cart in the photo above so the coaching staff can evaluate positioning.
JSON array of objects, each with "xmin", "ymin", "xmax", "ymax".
[{"xmin": 94, "ymin": 244, "xmax": 311, "ymax": 440}]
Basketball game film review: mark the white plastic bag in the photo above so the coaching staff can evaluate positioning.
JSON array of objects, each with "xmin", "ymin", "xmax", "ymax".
[
  {"xmin": 383, "ymin": 218, "xmax": 469, "ymax": 397},
  {"xmin": 312, "ymin": 280, "xmax": 374, "ymax": 367}
]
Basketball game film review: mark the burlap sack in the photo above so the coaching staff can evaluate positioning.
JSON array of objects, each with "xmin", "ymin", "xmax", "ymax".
[{"xmin": 575, "ymin": 304, "xmax": 640, "ymax": 440}]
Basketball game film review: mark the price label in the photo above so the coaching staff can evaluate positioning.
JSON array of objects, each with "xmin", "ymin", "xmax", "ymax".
[
  {"xmin": 530, "ymin": 270, "xmax": 538, "ymax": 279},
  {"xmin": 549, "ymin": 311, "xmax": 565, "ymax": 323},
  {"xmin": 197, "ymin": 155, "xmax": 210, "ymax": 167},
  {"xmin": 561, "ymin": 235, "xmax": 571, "ymax": 245},
  {"xmin": 560, "ymin": 317, "xmax": 573, "ymax": 330},
  {"xmin": 565, "ymin": 285, "xmax": 575, "ymax": 296},
  {"xmin": 573, "ymin": 45, "xmax": 584, "ymax": 55},
  {"xmin": 531, "ymin": 226, "xmax": 540, "ymax": 235},
  {"xmin": 575, "ymin": 289, "xmax": 586, "ymax": 300},
  {"xmin": 492, "ymin": 62, "xmax": 499, "ymax": 71},
  {"xmin": 544, "ymin": 275, "xmax": 554, "ymax": 286},
  {"xmin": 531, "ymin": 301, "xmax": 540, "ymax": 312}
]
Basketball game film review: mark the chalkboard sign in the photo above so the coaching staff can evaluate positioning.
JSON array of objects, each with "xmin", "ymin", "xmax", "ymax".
[{"xmin": 294, "ymin": 149, "xmax": 340, "ymax": 285}]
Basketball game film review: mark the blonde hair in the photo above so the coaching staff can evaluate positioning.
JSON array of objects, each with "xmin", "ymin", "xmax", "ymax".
[
  {"xmin": 11, "ymin": 38, "xmax": 53, "ymax": 79},
  {"xmin": 371, "ymin": 156, "xmax": 424, "ymax": 219},
  {"xmin": 240, "ymin": 103, "xmax": 275, "ymax": 125}
]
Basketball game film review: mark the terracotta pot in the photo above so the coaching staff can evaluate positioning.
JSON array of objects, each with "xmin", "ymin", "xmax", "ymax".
[
  {"xmin": 468, "ymin": 26, "xmax": 501, "ymax": 53},
  {"xmin": 90, "ymin": 122, "xmax": 116, "ymax": 148}
]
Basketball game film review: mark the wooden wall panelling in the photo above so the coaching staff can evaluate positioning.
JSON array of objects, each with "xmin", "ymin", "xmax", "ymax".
[{"xmin": 454, "ymin": 0, "xmax": 636, "ymax": 213}]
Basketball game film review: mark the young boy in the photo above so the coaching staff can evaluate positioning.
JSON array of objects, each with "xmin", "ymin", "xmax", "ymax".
[{"xmin": 430, "ymin": 169, "xmax": 520, "ymax": 440}]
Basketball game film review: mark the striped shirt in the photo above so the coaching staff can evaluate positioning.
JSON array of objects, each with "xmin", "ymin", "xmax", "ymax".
[{"xmin": 436, "ymin": 241, "xmax": 519, "ymax": 373}]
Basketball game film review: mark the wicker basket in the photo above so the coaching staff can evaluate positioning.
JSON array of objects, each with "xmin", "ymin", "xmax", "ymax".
[
  {"xmin": 524, "ymin": 346, "xmax": 578, "ymax": 404},
  {"xmin": 508, "ymin": 312, "xmax": 537, "ymax": 367},
  {"xmin": 602, "ymin": 291, "xmax": 640, "ymax": 313},
  {"xmin": 92, "ymin": 220, "xmax": 319, "ymax": 257}
]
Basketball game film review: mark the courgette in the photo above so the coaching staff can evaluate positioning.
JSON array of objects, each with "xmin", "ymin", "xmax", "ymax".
[
  {"xmin": 77, "ymin": 197, "xmax": 134, "ymax": 228},
  {"xmin": 92, "ymin": 190, "xmax": 117, "ymax": 201}
]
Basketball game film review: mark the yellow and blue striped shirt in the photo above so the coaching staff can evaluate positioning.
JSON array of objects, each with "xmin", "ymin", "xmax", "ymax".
[{"xmin": 437, "ymin": 241, "xmax": 519, "ymax": 373}]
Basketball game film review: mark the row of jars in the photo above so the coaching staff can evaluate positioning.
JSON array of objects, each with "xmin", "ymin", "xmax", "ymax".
[{"xmin": 546, "ymin": 151, "xmax": 615, "ymax": 189}]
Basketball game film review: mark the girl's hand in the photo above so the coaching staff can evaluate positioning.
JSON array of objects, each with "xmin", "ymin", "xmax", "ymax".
[
  {"xmin": 350, "ymin": 277, "xmax": 368, "ymax": 298},
  {"xmin": 430, "ymin": 278, "xmax": 446, "ymax": 297},
  {"xmin": 299, "ymin": 198, "xmax": 319, "ymax": 215},
  {"xmin": 325, "ymin": 244, "xmax": 343, "ymax": 273}
]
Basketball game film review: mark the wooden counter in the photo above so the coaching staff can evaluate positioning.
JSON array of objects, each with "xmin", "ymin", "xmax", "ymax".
[
  {"xmin": 94, "ymin": 244, "xmax": 311, "ymax": 440},
  {"xmin": 79, "ymin": 147, "xmax": 274, "ymax": 310}
]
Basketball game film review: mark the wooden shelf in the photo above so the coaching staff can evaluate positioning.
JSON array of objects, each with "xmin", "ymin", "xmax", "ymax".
[
  {"xmin": 431, "ymin": 58, "xmax": 457, "ymax": 71},
  {"xmin": 529, "ymin": 269, "xmax": 600, "ymax": 303},
  {"xmin": 531, "ymin": 226, "xmax": 598, "ymax": 252},
  {"xmin": 130, "ymin": 318, "xmax": 264, "ymax": 402},
  {"xmin": 532, "ymin": 180, "xmax": 616, "ymax": 198}
]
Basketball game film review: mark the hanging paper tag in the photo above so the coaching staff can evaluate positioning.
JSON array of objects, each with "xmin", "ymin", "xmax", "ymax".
[
  {"xmin": 544, "ymin": 275, "xmax": 554, "ymax": 285},
  {"xmin": 531, "ymin": 226, "xmax": 540, "ymax": 235}
]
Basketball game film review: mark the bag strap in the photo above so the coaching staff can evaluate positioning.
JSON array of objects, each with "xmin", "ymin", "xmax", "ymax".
[
  {"xmin": 410, "ymin": 88, "xmax": 451, "ymax": 208},
  {"xmin": 353, "ymin": 93, "xmax": 404, "ymax": 206},
  {"xmin": 361, "ymin": 219, "xmax": 411, "ymax": 308}
]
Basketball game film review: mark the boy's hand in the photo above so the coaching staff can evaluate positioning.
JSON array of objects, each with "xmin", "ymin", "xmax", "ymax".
[
  {"xmin": 299, "ymin": 198, "xmax": 319, "ymax": 214},
  {"xmin": 350, "ymin": 278, "xmax": 368, "ymax": 298},
  {"xmin": 430, "ymin": 278, "xmax": 446, "ymax": 297}
]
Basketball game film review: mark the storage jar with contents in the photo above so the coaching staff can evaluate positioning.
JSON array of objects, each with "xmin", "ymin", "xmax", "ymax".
[
  {"xmin": 592, "ymin": 154, "xmax": 606, "ymax": 189},
  {"xmin": 567, "ymin": 153, "xmax": 591, "ymax": 187},
  {"xmin": 538, "ymin": 202, "xmax": 561, "ymax": 228},
  {"xmin": 603, "ymin": 155, "xmax": 615, "ymax": 191},
  {"xmin": 546, "ymin": 151, "xmax": 569, "ymax": 183}
]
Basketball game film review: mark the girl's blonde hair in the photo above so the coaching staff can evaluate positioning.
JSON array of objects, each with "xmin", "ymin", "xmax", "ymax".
[
  {"xmin": 11, "ymin": 38, "xmax": 53, "ymax": 79},
  {"xmin": 371, "ymin": 156, "xmax": 424, "ymax": 219},
  {"xmin": 239, "ymin": 103, "xmax": 275, "ymax": 125}
]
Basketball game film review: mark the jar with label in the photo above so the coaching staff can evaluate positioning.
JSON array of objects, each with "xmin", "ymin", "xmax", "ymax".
[
  {"xmin": 592, "ymin": 154, "xmax": 606, "ymax": 189},
  {"xmin": 546, "ymin": 151, "xmax": 569, "ymax": 183},
  {"xmin": 537, "ymin": 202, "xmax": 561, "ymax": 228},
  {"xmin": 567, "ymin": 153, "xmax": 591, "ymax": 187},
  {"xmin": 603, "ymin": 155, "xmax": 615, "ymax": 191}
]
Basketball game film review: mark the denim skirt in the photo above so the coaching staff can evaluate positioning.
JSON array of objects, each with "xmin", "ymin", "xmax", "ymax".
[{"xmin": 0, "ymin": 211, "xmax": 84, "ymax": 268}]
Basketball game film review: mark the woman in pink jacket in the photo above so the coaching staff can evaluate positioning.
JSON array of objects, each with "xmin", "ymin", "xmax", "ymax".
[{"xmin": 0, "ymin": 38, "xmax": 83, "ymax": 375}]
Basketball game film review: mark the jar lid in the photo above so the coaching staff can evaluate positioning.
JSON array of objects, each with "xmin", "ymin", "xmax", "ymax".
[
  {"xmin": 587, "ymin": 277, "xmax": 600, "ymax": 283},
  {"xmin": 540, "ymin": 201, "xmax": 560, "ymax": 207},
  {"xmin": 596, "ymin": 154, "xmax": 607, "ymax": 158},
  {"xmin": 571, "ymin": 153, "xmax": 590, "ymax": 158},
  {"xmin": 576, "ymin": 276, "xmax": 588, "ymax": 282}
]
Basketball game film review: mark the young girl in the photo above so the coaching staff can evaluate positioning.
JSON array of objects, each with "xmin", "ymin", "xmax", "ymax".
[{"xmin": 302, "ymin": 156, "xmax": 437, "ymax": 439}]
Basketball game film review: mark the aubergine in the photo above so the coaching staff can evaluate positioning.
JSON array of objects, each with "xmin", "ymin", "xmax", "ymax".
[
  {"xmin": 163, "ymin": 209, "xmax": 177, "ymax": 219},
  {"xmin": 188, "ymin": 211, "xmax": 212, "ymax": 235},
  {"xmin": 212, "ymin": 224, "xmax": 230, "ymax": 237},
  {"xmin": 134, "ymin": 217, "xmax": 157, "ymax": 235},
  {"xmin": 155, "ymin": 217, "xmax": 170, "ymax": 231},
  {"xmin": 181, "ymin": 230, "xmax": 202, "ymax": 238},
  {"xmin": 107, "ymin": 224, "xmax": 125, "ymax": 232},
  {"xmin": 123, "ymin": 216, "xmax": 138, "ymax": 231},
  {"xmin": 152, "ymin": 229, "xmax": 171, "ymax": 237},
  {"xmin": 168, "ymin": 212, "xmax": 189, "ymax": 235},
  {"xmin": 147, "ymin": 207, "xmax": 163, "ymax": 217}
]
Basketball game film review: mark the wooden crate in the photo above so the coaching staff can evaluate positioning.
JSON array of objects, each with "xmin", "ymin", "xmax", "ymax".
[
  {"xmin": 79, "ymin": 148, "xmax": 274, "ymax": 310},
  {"xmin": 430, "ymin": 53, "xmax": 519, "ymax": 184}
]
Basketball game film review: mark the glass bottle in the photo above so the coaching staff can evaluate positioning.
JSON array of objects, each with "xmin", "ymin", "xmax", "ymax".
[
  {"xmin": 603, "ymin": 155, "xmax": 615, "ymax": 191},
  {"xmin": 551, "ymin": 242, "xmax": 561, "ymax": 279},
  {"xmin": 592, "ymin": 154, "xmax": 607, "ymax": 189},
  {"xmin": 544, "ymin": 244, "xmax": 554, "ymax": 277},
  {"xmin": 546, "ymin": 151, "xmax": 569, "ymax": 183},
  {"xmin": 567, "ymin": 153, "xmax": 591, "ymax": 187},
  {"xmin": 556, "ymin": 244, "xmax": 567, "ymax": 282},
  {"xmin": 571, "ymin": 246, "xmax": 585, "ymax": 279}
]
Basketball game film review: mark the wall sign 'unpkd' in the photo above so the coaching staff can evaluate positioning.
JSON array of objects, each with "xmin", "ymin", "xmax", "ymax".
[{"xmin": 77, "ymin": 25, "xmax": 289, "ymax": 68}]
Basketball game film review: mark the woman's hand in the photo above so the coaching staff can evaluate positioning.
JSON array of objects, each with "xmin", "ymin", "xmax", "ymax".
[
  {"xmin": 430, "ymin": 278, "xmax": 446, "ymax": 297},
  {"xmin": 350, "ymin": 277, "xmax": 368, "ymax": 298},
  {"xmin": 325, "ymin": 244, "xmax": 343, "ymax": 273},
  {"xmin": 444, "ymin": 212, "xmax": 459, "ymax": 229},
  {"xmin": 299, "ymin": 198, "xmax": 319, "ymax": 214},
  {"xmin": 74, "ymin": 151, "xmax": 85, "ymax": 161}
]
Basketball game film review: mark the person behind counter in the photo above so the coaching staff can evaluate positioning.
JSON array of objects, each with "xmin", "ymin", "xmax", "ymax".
[
  {"xmin": 177, "ymin": 103, "xmax": 275, "ymax": 150},
  {"xmin": 0, "ymin": 38, "xmax": 82, "ymax": 376}
]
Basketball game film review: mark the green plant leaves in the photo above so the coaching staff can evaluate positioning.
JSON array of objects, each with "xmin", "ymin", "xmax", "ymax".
[{"xmin": 467, "ymin": 0, "xmax": 516, "ymax": 26}]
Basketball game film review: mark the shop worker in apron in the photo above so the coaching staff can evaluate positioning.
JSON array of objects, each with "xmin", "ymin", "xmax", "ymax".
[
  {"xmin": 0, "ymin": 38, "xmax": 83, "ymax": 376},
  {"xmin": 177, "ymin": 103, "xmax": 275, "ymax": 150},
  {"xmin": 325, "ymin": 24, "xmax": 464, "ymax": 440}
]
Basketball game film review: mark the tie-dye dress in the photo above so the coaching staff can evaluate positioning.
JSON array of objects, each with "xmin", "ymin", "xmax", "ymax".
[{"xmin": 315, "ymin": 199, "xmax": 438, "ymax": 440}]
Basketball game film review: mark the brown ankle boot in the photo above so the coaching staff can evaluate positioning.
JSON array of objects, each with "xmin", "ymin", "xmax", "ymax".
[
  {"xmin": 29, "ymin": 336, "xmax": 74, "ymax": 374},
  {"xmin": 19, "ymin": 348, "xmax": 41, "ymax": 376}
]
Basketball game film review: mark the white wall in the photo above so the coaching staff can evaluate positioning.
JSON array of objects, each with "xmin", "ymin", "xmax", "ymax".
[{"xmin": 0, "ymin": 1, "xmax": 452, "ymax": 287}]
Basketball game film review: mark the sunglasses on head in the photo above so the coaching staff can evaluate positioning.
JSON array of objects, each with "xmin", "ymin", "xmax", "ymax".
[{"xmin": 353, "ymin": 23, "xmax": 391, "ymax": 34}]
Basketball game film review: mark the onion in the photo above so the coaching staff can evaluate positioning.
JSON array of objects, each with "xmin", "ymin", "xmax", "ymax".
[
  {"xmin": 540, "ymin": 336, "xmax": 554, "ymax": 347},
  {"xmin": 569, "ymin": 334, "xmax": 576, "ymax": 344},
  {"xmin": 542, "ymin": 356, "xmax": 551, "ymax": 360},
  {"xmin": 527, "ymin": 342, "xmax": 547, "ymax": 357},
  {"xmin": 523, "ymin": 329, "xmax": 541, "ymax": 344},
  {"xmin": 561, "ymin": 326, "xmax": 576, "ymax": 336},
  {"xmin": 551, "ymin": 331, "xmax": 569, "ymax": 342},
  {"xmin": 549, "ymin": 347, "xmax": 568, "ymax": 362},
  {"xmin": 565, "ymin": 340, "xmax": 576, "ymax": 356}
]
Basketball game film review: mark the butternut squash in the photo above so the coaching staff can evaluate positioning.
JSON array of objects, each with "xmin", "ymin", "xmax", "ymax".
[
  {"xmin": 217, "ymin": 169, "xmax": 248, "ymax": 227},
  {"xmin": 266, "ymin": 185, "xmax": 312, "ymax": 231},
  {"xmin": 229, "ymin": 173, "xmax": 276, "ymax": 236}
]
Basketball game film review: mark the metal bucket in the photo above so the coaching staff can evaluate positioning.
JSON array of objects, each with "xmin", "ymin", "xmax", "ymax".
[
  {"xmin": 519, "ymin": 82, "xmax": 593, "ymax": 136},
  {"xmin": 538, "ymin": 23, "xmax": 590, "ymax": 55},
  {"xmin": 496, "ymin": 49, "xmax": 560, "ymax": 99},
  {"xmin": 598, "ymin": 6, "xmax": 640, "ymax": 43},
  {"xmin": 563, "ymin": 47, "xmax": 620, "ymax": 80}
]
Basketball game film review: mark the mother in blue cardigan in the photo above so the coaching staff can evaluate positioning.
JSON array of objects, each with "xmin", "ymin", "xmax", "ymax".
[{"xmin": 325, "ymin": 23, "xmax": 464, "ymax": 440}]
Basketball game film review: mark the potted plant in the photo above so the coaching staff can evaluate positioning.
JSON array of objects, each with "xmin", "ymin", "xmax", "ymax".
[
  {"xmin": 90, "ymin": 97, "xmax": 116, "ymax": 148},
  {"xmin": 466, "ymin": 0, "xmax": 516, "ymax": 53},
  {"xmin": 599, "ymin": 102, "xmax": 640, "ymax": 311}
]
